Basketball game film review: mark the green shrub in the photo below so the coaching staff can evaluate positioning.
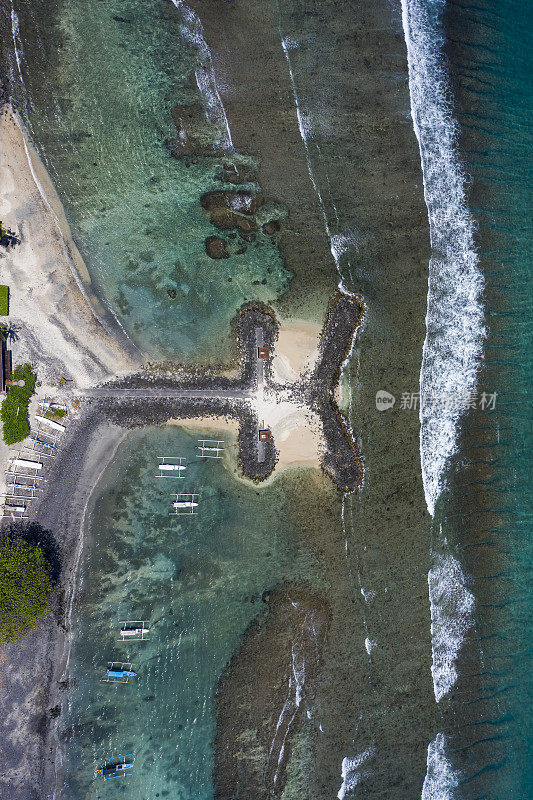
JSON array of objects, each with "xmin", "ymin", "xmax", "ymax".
[
  {"xmin": 1, "ymin": 364, "xmax": 36, "ymax": 445},
  {"xmin": 0, "ymin": 537, "xmax": 54, "ymax": 643},
  {"xmin": 44, "ymin": 408, "xmax": 67, "ymax": 420},
  {"xmin": 0, "ymin": 285, "xmax": 8, "ymax": 316}
]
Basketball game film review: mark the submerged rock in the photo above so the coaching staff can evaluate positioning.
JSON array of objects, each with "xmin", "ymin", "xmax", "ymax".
[
  {"xmin": 235, "ymin": 216, "xmax": 257, "ymax": 233},
  {"xmin": 262, "ymin": 219, "xmax": 281, "ymax": 235},
  {"xmin": 210, "ymin": 208, "xmax": 258, "ymax": 233},
  {"xmin": 218, "ymin": 161, "xmax": 256, "ymax": 185},
  {"xmin": 167, "ymin": 103, "xmax": 216, "ymax": 158},
  {"xmin": 210, "ymin": 208, "xmax": 237, "ymax": 230},
  {"xmin": 205, "ymin": 236, "xmax": 230, "ymax": 259},
  {"xmin": 201, "ymin": 190, "xmax": 264, "ymax": 215}
]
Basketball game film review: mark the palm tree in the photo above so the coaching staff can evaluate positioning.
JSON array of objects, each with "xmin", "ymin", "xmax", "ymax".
[
  {"xmin": 0, "ymin": 324, "xmax": 19, "ymax": 344},
  {"xmin": 0, "ymin": 222, "xmax": 20, "ymax": 248}
]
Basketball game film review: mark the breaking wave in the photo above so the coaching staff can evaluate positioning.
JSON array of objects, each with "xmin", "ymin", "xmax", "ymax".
[
  {"xmin": 337, "ymin": 747, "xmax": 375, "ymax": 799},
  {"xmin": 401, "ymin": 0, "xmax": 485, "ymax": 516},
  {"xmin": 421, "ymin": 733, "xmax": 460, "ymax": 800},
  {"xmin": 428, "ymin": 544, "xmax": 474, "ymax": 702},
  {"xmin": 9, "ymin": 1, "xmax": 23, "ymax": 84}
]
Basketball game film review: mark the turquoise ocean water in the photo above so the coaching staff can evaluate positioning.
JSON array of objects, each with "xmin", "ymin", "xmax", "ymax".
[
  {"xmin": 9, "ymin": 0, "xmax": 290, "ymax": 363},
  {"xmin": 62, "ymin": 426, "xmax": 322, "ymax": 799}
]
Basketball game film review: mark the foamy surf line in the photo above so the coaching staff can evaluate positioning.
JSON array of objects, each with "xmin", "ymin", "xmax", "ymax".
[
  {"xmin": 277, "ymin": 27, "xmax": 358, "ymax": 289},
  {"xmin": 428, "ymin": 537, "xmax": 474, "ymax": 703},
  {"xmin": 401, "ymin": 0, "xmax": 484, "ymax": 517},
  {"xmin": 277, "ymin": 22, "xmax": 365, "ymax": 498},
  {"xmin": 9, "ymin": 0, "xmax": 23, "ymax": 85},
  {"xmin": 337, "ymin": 747, "xmax": 375, "ymax": 799},
  {"xmin": 421, "ymin": 733, "xmax": 460, "ymax": 800}
]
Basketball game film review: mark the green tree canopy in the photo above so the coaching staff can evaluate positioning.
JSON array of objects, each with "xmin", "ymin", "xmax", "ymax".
[
  {"xmin": 1, "ymin": 363, "xmax": 37, "ymax": 445},
  {"xmin": 0, "ymin": 536, "xmax": 54, "ymax": 644}
]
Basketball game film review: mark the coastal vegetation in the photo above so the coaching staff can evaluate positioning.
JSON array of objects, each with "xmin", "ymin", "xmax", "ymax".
[
  {"xmin": 0, "ymin": 284, "xmax": 9, "ymax": 315},
  {"xmin": 44, "ymin": 408, "xmax": 67, "ymax": 420},
  {"xmin": 1, "ymin": 363, "xmax": 36, "ymax": 444},
  {"xmin": 0, "ymin": 221, "xmax": 20, "ymax": 249},
  {"xmin": 0, "ymin": 536, "xmax": 54, "ymax": 644}
]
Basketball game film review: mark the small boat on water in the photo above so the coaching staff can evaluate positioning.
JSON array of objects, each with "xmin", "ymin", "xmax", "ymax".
[
  {"xmin": 96, "ymin": 754, "xmax": 135, "ymax": 780},
  {"xmin": 173, "ymin": 499, "xmax": 198, "ymax": 509},
  {"xmin": 119, "ymin": 620, "xmax": 150, "ymax": 641},
  {"xmin": 157, "ymin": 456, "xmax": 186, "ymax": 477},
  {"xmin": 102, "ymin": 661, "xmax": 137, "ymax": 683},
  {"xmin": 170, "ymin": 492, "xmax": 199, "ymax": 515}
]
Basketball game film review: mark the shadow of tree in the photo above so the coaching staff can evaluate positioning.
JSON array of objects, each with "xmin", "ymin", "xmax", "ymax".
[
  {"xmin": 0, "ymin": 324, "xmax": 20, "ymax": 344},
  {"xmin": 1, "ymin": 522, "xmax": 61, "ymax": 583}
]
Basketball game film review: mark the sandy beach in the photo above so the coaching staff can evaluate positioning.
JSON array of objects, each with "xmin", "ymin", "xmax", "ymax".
[
  {"xmin": 0, "ymin": 99, "xmax": 343, "ymax": 798},
  {"xmin": 0, "ymin": 104, "xmax": 333, "ymax": 483},
  {"xmin": 167, "ymin": 316, "xmax": 325, "ymax": 475},
  {"xmin": 0, "ymin": 412, "xmax": 126, "ymax": 799},
  {"xmin": 0, "ymin": 107, "xmax": 140, "ymax": 385},
  {"xmin": 0, "ymin": 104, "xmax": 140, "ymax": 508}
]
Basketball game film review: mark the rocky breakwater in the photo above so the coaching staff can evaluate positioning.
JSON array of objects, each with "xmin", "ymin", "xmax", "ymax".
[
  {"xmin": 94, "ymin": 303, "xmax": 279, "ymax": 482},
  {"xmin": 304, "ymin": 293, "xmax": 365, "ymax": 492},
  {"xmin": 87, "ymin": 294, "xmax": 364, "ymax": 491}
]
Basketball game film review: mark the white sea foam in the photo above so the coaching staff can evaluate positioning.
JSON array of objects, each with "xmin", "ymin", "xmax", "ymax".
[
  {"xmin": 364, "ymin": 637, "xmax": 377, "ymax": 654},
  {"xmin": 268, "ymin": 604, "xmax": 322, "ymax": 788},
  {"xmin": 428, "ymin": 545, "xmax": 474, "ymax": 702},
  {"xmin": 337, "ymin": 747, "xmax": 375, "ymax": 799},
  {"xmin": 401, "ymin": 0, "xmax": 484, "ymax": 516},
  {"xmin": 170, "ymin": 0, "xmax": 233, "ymax": 151},
  {"xmin": 421, "ymin": 733, "xmax": 460, "ymax": 800},
  {"xmin": 282, "ymin": 35, "xmax": 299, "ymax": 51},
  {"xmin": 330, "ymin": 231, "xmax": 357, "ymax": 264},
  {"xmin": 278, "ymin": 15, "xmax": 364, "ymax": 501},
  {"xmin": 360, "ymin": 587, "xmax": 376, "ymax": 603}
]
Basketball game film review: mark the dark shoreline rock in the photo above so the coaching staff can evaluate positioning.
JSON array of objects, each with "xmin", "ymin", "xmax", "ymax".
[
  {"xmin": 262, "ymin": 219, "xmax": 281, "ymax": 235},
  {"xmin": 98, "ymin": 302, "xmax": 280, "ymax": 482},
  {"xmin": 306, "ymin": 293, "xmax": 365, "ymax": 492},
  {"xmin": 209, "ymin": 208, "xmax": 258, "ymax": 233},
  {"xmin": 201, "ymin": 190, "xmax": 264, "ymax": 215},
  {"xmin": 167, "ymin": 102, "xmax": 218, "ymax": 158}
]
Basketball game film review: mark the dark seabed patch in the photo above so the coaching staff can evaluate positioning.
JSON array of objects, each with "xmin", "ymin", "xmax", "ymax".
[{"xmin": 214, "ymin": 584, "xmax": 331, "ymax": 799}]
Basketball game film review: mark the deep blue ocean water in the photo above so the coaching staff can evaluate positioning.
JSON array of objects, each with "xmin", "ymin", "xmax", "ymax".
[
  {"xmin": 415, "ymin": 1, "xmax": 533, "ymax": 797},
  {"xmin": 442, "ymin": 1, "xmax": 532, "ymax": 796}
]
